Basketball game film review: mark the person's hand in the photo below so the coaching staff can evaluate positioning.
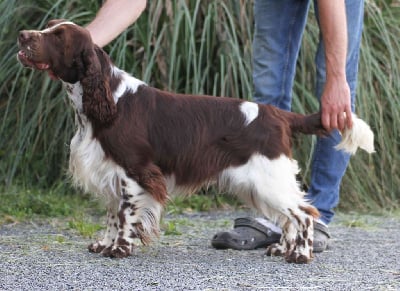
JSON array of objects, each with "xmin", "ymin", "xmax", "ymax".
[{"xmin": 320, "ymin": 76, "xmax": 353, "ymax": 132}]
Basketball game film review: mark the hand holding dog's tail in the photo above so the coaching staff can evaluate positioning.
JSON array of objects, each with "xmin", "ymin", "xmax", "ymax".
[
  {"xmin": 335, "ymin": 113, "xmax": 375, "ymax": 154},
  {"xmin": 285, "ymin": 110, "xmax": 374, "ymax": 155}
]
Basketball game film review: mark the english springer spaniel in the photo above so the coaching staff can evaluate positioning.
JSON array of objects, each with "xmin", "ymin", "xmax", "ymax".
[{"xmin": 17, "ymin": 20, "xmax": 374, "ymax": 263}]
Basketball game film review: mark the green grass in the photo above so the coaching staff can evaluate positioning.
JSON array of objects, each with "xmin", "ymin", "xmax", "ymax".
[
  {"xmin": 167, "ymin": 189, "xmax": 241, "ymax": 215},
  {"xmin": 0, "ymin": 185, "xmax": 101, "ymax": 238},
  {"xmin": 163, "ymin": 221, "xmax": 183, "ymax": 236},
  {"xmin": 0, "ymin": 0, "xmax": 399, "ymax": 215},
  {"xmin": 0, "ymin": 185, "xmax": 102, "ymax": 224},
  {"xmin": 67, "ymin": 217, "xmax": 104, "ymax": 238},
  {"xmin": 0, "ymin": 184, "xmax": 240, "ymax": 225}
]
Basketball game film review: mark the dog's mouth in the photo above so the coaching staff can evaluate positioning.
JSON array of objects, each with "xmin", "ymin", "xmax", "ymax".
[
  {"xmin": 17, "ymin": 49, "xmax": 58, "ymax": 80},
  {"xmin": 17, "ymin": 49, "xmax": 49, "ymax": 70}
]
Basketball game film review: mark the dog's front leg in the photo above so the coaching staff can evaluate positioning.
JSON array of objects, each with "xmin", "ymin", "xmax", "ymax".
[
  {"xmin": 88, "ymin": 197, "xmax": 119, "ymax": 253},
  {"xmin": 101, "ymin": 176, "xmax": 164, "ymax": 258}
]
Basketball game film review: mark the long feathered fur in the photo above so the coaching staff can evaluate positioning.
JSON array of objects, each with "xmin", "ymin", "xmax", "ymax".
[{"xmin": 81, "ymin": 47, "xmax": 116, "ymax": 125}]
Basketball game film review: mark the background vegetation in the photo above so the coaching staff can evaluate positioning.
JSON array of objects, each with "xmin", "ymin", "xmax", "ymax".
[{"xmin": 0, "ymin": 0, "xmax": 399, "ymax": 219}]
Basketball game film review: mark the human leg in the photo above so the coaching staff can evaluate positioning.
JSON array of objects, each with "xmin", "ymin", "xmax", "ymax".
[
  {"xmin": 213, "ymin": 0, "xmax": 314, "ymax": 252},
  {"xmin": 306, "ymin": 0, "xmax": 365, "ymax": 225},
  {"xmin": 212, "ymin": 0, "xmax": 365, "ymax": 253},
  {"xmin": 252, "ymin": 0, "xmax": 311, "ymax": 110}
]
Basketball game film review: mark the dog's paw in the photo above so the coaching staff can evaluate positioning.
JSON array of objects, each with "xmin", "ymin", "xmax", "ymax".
[
  {"xmin": 102, "ymin": 244, "xmax": 134, "ymax": 258},
  {"xmin": 88, "ymin": 242, "xmax": 107, "ymax": 253},
  {"xmin": 100, "ymin": 245, "xmax": 112, "ymax": 257},
  {"xmin": 265, "ymin": 243, "xmax": 286, "ymax": 257},
  {"xmin": 285, "ymin": 250, "xmax": 312, "ymax": 264}
]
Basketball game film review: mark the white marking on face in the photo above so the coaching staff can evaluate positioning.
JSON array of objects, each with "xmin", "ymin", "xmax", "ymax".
[
  {"xmin": 40, "ymin": 21, "xmax": 77, "ymax": 34},
  {"xmin": 240, "ymin": 101, "xmax": 259, "ymax": 126}
]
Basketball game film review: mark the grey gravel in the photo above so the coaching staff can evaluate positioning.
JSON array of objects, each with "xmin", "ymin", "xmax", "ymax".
[{"xmin": 0, "ymin": 210, "xmax": 399, "ymax": 290}]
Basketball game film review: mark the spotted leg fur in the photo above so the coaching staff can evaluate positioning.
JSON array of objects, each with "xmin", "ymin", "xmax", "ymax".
[
  {"xmin": 219, "ymin": 154, "xmax": 319, "ymax": 264},
  {"xmin": 266, "ymin": 211, "xmax": 315, "ymax": 264},
  {"xmin": 88, "ymin": 198, "xmax": 119, "ymax": 253},
  {"xmin": 101, "ymin": 177, "xmax": 164, "ymax": 258}
]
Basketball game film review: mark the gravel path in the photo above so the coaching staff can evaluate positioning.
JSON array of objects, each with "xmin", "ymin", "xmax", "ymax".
[{"xmin": 0, "ymin": 210, "xmax": 399, "ymax": 290}]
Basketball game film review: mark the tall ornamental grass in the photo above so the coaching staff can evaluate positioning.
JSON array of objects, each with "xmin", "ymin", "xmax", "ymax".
[{"xmin": 0, "ymin": 0, "xmax": 398, "ymax": 211}]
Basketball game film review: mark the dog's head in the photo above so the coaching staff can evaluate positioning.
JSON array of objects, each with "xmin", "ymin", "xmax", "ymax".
[
  {"xmin": 17, "ymin": 19, "xmax": 116, "ymax": 124},
  {"xmin": 17, "ymin": 19, "xmax": 97, "ymax": 83}
]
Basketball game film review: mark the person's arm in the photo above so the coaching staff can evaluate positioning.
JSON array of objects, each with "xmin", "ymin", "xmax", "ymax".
[
  {"xmin": 86, "ymin": 0, "xmax": 147, "ymax": 48},
  {"xmin": 317, "ymin": 0, "xmax": 352, "ymax": 131}
]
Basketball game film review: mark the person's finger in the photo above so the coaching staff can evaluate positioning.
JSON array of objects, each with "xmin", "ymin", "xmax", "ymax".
[
  {"xmin": 321, "ymin": 111, "xmax": 331, "ymax": 131},
  {"xmin": 330, "ymin": 112, "xmax": 338, "ymax": 131},
  {"xmin": 338, "ymin": 112, "xmax": 345, "ymax": 131},
  {"xmin": 345, "ymin": 107, "xmax": 353, "ymax": 129}
]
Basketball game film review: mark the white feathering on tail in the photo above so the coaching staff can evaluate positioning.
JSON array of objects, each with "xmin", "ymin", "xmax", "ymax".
[{"xmin": 335, "ymin": 113, "xmax": 375, "ymax": 154}]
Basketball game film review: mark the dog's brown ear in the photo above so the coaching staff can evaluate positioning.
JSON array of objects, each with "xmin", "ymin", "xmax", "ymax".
[
  {"xmin": 81, "ymin": 46, "xmax": 117, "ymax": 125},
  {"xmin": 46, "ymin": 19, "xmax": 68, "ymax": 28}
]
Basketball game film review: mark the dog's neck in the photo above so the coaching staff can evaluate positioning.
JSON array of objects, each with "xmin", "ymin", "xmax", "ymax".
[
  {"xmin": 63, "ymin": 65, "xmax": 146, "ymax": 121},
  {"xmin": 64, "ymin": 82, "xmax": 84, "ymax": 113}
]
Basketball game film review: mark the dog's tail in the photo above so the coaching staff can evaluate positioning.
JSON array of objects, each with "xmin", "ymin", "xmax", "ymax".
[
  {"xmin": 335, "ymin": 114, "xmax": 375, "ymax": 154},
  {"xmin": 287, "ymin": 112, "xmax": 327, "ymax": 136},
  {"xmin": 287, "ymin": 111, "xmax": 375, "ymax": 155}
]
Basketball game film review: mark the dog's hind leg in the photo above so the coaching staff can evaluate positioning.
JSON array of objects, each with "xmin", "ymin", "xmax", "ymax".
[
  {"xmin": 219, "ymin": 153, "xmax": 319, "ymax": 263},
  {"xmin": 265, "ymin": 206, "xmax": 316, "ymax": 263}
]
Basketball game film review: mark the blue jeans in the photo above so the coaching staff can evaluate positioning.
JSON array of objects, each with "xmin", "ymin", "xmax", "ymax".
[{"xmin": 253, "ymin": 0, "xmax": 364, "ymax": 224}]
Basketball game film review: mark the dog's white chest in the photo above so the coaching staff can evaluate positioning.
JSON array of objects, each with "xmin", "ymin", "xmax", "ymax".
[
  {"xmin": 69, "ymin": 120, "xmax": 126, "ymax": 198},
  {"xmin": 66, "ymin": 83, "xmax": 123, "ymax": 198}
]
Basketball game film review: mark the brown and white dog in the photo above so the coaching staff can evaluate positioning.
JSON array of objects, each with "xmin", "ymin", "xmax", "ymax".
[{"xmin": 17, "ymin": 20, "xmax": 374, "ymax": 263}]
